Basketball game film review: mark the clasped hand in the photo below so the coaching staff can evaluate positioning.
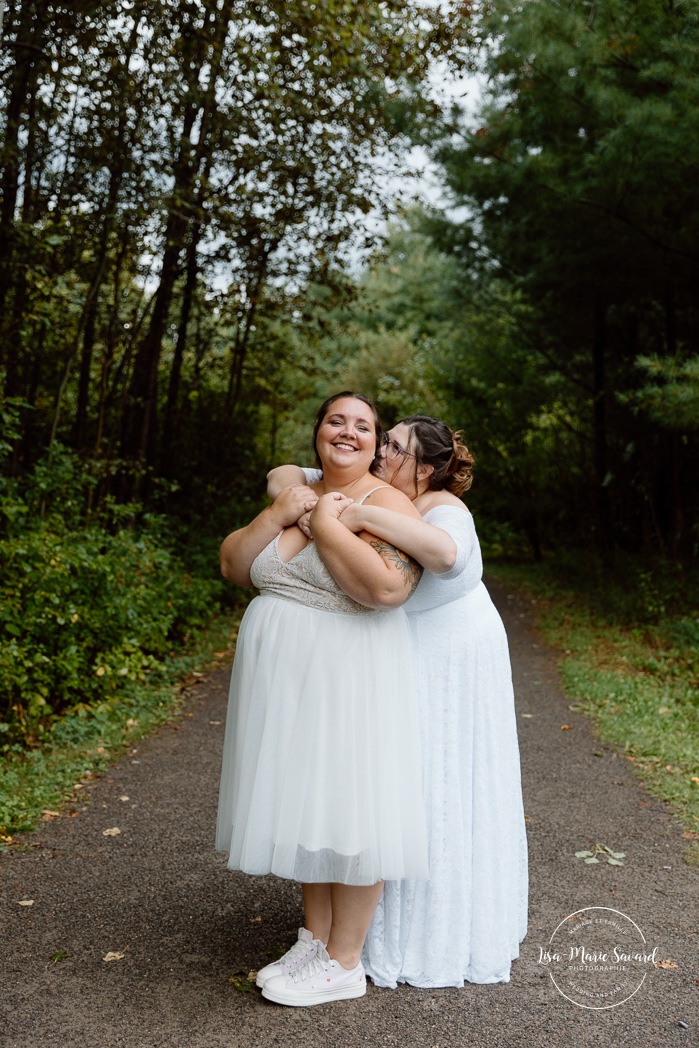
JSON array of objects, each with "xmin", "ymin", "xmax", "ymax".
[
  {"xmin": 270, "ymin": 484, "xmax": 319, "ymax": 529},
  {"xmin": 272, "ymin": 486, "xmax": 363, "ymax": 538},
  {"xmin": 298, "ymin": 492, "xmax": 359, "ymax": 538}
]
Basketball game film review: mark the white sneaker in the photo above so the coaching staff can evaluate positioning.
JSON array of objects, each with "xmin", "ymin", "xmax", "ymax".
[
  {"xmin": 261, "ymin": 944, "xmax": 366, "ymax": 1006},
  {"xmin": 255, "ymin": 928, "xmax": 321, "ymax": 988}
]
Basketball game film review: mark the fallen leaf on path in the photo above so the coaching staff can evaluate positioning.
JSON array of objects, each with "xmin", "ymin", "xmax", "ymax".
[
  {"xmin": 655, "ymin": 958, "xmax": 678, "ymax": 970},
  {"xmin": 560, "ymin": 724, "xmax": 572, "ymax": 730},
  {"xmin": 575, "ymin": 843, "xmax": 625, "ymax": 866},
  {"xmin": 17, "ymin": 899, "xmax": 34, "ymax": 906},
  {"xmin": 681, "ymin": 831, "xmax": 699, "ymax": 840},
  {"xmin": 228, "ymin": 968, "xmax": 255, "ymax": 992},
  {"xmin": 102, "ymin": 951, "xmax": 126, "ymax": 962},
  {"xmin": 119, "ymin": 796, "xmax": 129, "ymax": 802},
  {"xmin": 102, "ymin": 827, "xmax": 121, "ymax": 837},
  {"xmin": 42, "ymin": 810, "xmax": 61, "ymax": 819}
]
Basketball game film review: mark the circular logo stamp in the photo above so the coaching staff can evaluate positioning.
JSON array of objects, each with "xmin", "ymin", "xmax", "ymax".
[{"xmin": 539, "ymin": 907, "xmax": 658, "ymax": 1009}]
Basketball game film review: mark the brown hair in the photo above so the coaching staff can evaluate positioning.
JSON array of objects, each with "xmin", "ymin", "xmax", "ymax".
[
  {"xmin": 313, "ymin": 391, "xmax": 383, "ymax": 470},
  {"xmin": 400, "ymin": 415, "xmax": 475, "ymax": 496}
]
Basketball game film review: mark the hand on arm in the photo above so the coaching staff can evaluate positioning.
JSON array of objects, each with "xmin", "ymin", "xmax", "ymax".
[
  {"xmin": 337, "ymin": 503, "xmax": 457, "ymax": 574},
  {"xmin": 311, "ymin": 489, "xmax": 424, "ymax": 609},
  {"xmin": 219, "ymin": 484, "xmax": 317, "ymax": 587}
]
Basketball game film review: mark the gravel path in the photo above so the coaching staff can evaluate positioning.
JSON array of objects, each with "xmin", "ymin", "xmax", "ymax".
[{"xmin": 1, "ymin": 583, "xmax": 697, "ymax": 1048}]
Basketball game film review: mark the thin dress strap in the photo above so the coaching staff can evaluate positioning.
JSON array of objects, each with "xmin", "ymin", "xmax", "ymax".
[{"xmin": 357, "ymin": 485, "xmax": 391, "ymax": 505}]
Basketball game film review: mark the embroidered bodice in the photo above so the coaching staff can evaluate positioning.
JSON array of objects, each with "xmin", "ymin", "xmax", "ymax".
[
  {"xmin": 250, "ymin": 534, "xmax": 378, "ymax": 615},
  {"xmin": 250, "ymin": 486, "xmax": 390, "ymax": 616}
]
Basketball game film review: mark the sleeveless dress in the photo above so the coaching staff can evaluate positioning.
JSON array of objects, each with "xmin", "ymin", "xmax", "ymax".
[
  {"xmin": 362, "ymin": 505, "xmax": 528, "ymax": 985},
  {"xmin": 215, "ymin": 504, "xmax": 429, "ymax": 886}
]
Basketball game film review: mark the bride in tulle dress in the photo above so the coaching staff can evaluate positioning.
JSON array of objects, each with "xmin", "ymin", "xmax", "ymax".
[{"xmin": 216, "ymin": 392, "xmax": 429, "ymax": 1007}]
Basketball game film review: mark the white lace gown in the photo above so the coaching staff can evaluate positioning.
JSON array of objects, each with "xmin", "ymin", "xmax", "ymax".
[
  {"xmin": 215, "ymin": 531, "xmax": 429, "ymax": 886},
  {"xmin": 362, "ymin": 505, "xmax": 528, "ymax": 986}
]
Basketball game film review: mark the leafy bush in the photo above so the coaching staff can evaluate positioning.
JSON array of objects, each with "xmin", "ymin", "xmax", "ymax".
[{"xmin": 0, "ymin": 445, "xmax": 224, "ymax": 747}]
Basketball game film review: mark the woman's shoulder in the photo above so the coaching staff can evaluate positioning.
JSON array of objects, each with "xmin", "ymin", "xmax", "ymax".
[
  {"xmin": 417, "ymin": 491, "xmax": 471, "ymax": 517},
  {"xmin": 363, "ymin": 484, "xmax": 421, "ymax": 515}
]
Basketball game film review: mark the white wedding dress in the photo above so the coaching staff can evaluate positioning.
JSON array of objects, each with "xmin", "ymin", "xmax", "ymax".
[
  {"xmin": 362, "ymin": 505, "xmax": 528, "ymax": 986},
  {"xmin": 216, "ymin": 516, "xmax": 429, "ymax": 886}
]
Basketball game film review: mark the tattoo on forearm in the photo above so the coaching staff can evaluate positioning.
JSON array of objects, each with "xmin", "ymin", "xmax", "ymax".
[{"xmin": 370, "ymin": 539, "xmax": 423, "ymax": 595}]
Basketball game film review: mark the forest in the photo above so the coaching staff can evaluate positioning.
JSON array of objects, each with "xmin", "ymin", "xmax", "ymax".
[{"xmin": 1, "ymin": 0, "xmax": 698, "ymax": 755}]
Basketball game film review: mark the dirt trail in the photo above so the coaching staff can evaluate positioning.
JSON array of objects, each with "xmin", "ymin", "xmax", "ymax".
[{"xmin": 1, "ymin": 583, "xmax": 696, "ymax": 1048}]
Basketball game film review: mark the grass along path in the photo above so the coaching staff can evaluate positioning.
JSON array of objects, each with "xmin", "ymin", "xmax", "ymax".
[
  {"xmin": 0, "ymin": 608, "xmax": 245, "ymax": 845},
  {"xmin": 487, "ymin": 560, "xmax": 699, "ymax": 861}
]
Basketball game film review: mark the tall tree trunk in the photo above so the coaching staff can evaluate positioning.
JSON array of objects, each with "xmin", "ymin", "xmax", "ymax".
[
  {"xmin": 119, "ymin": 0, "xmax": 229, "ymax": 498},
  {"xmin": 0, "ymin": 6, "xmax": 49, "ymax": 390},
  {"xmin": 592, "ymin": 300, "xmax": 612, "ymax": 553},
  {"xmin": 119, "ymin": 205, "xmax": 192, "ymax": 497},
  {"xmin": 161, "ymin": 225, "xmax": 201, "ymax": 474},
  {"xmin": 664, "ymin": 282, "xmax": 683, "ymax": 559}
]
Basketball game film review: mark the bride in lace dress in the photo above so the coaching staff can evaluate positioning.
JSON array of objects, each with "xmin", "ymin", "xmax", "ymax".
[
  {"xmin": 216, "ymin": 393, "xmax": 428, "ymax": 1006},
  {"xmin": 269, "ymin": 414, "xmax": 528, "ymax": 989}
]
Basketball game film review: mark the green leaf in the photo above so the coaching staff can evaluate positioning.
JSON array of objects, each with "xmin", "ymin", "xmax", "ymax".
[
  {"xmin": 228, "ymin": 968, "xmax": 256, "ymax": 993},
  {"xmin": 575, "ymin": 850, "xmax": 593, "ymax": 857},
  {"xmin": 584, "ymin": 856, "xmax": 600, "ymax": 864}
]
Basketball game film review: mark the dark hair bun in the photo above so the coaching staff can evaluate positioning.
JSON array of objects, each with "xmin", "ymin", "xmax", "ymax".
[{"xmin": 401, "ymin": 415, "xmax": 475, "ymax": 496}]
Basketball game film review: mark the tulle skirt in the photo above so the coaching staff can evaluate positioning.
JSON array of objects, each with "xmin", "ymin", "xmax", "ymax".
[{"xmin": 216, "ymin": 593, "xmax": 429, "ymax": 885}]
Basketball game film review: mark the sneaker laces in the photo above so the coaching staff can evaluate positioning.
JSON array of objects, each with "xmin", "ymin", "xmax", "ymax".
[
  {"xmin": 280, "ymin": 935, "xmax": 318, "ymax": 972},
  {"xmin": 291, "ymin": 945, "xmax": 332, "ymax": 984}
]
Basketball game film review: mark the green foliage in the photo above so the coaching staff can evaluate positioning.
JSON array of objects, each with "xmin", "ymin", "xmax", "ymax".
[
  {"xmin": 422, "ymin": 0, "xmax": 699, "ymax": 558},
  {"xmin": 623, "ymin": 355, "xmax": 699, "ymax": 430},
  {"xmin": 0, "ymin": 609, "xmax": 242, "ymax": 839},
  {"xmin": 487, "ymin": 557, "xmax": 699, "ymax": 840},
  {"xmin": 0, "ymin": 0, "xmax": 469, "ymax": 516},
  {"xmin": 0, "ymin": 448, "xmax": 222, "ymax": 747}
]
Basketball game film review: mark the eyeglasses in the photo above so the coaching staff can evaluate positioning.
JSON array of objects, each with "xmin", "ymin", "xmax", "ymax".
[{"xmin": 381, "ymin": 434, "xmax": 416, "ymax": 460}]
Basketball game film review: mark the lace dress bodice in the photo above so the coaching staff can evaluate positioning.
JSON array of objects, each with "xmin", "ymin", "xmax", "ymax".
[{"xmin": 250, "ymin": 535, "xmax": 378, "ymax": 615}]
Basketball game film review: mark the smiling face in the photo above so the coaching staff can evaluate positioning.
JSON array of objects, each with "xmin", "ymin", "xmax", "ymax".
[{"xmin": 314, "ymin": 395, "xmax": 379, "ymax": 471}]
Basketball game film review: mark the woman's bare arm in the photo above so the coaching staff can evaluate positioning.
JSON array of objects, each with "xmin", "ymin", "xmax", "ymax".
[
  {"xmin": 219, "ymin": 484, "xmax": 316, "ymax": 587},
  {"xmin": 311, "ymin": 489, "xmax": 423, "ymax": 609},
  {"xmin": 267, "ymin": 465, "xmax": 307, "ymax": 499},
  {"xmin": 337, "ymin": 502, "xmax": 457, "ymax": 574}
]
